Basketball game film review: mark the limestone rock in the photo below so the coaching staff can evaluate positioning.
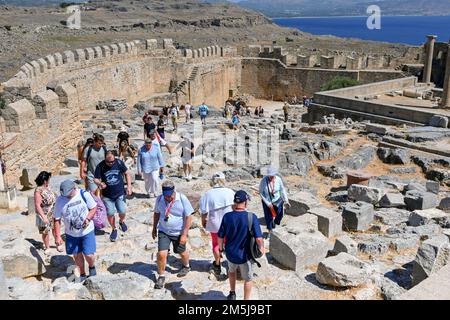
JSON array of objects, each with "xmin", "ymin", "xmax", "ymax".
[
  {"xmin": 269, "ymin": 227, "xmax": 331, "ymax": 272},
  {"xmin": 439, "ymin": 197, "xmax": 450, "ymax": 212},
  {"xmin": 281, "ymin": 213, "xmax": 318, "ymax": 233},
  {"xmin": 408, "ymin": 208, "xmax": 449, "ymax": 227},
  {"xmin": 285, "ymin": 191, "xmax": 320, "ymax": 216},
  {"xmin": 308, "ymin": 206, "xmax": 342, "ymax": 238},
  {"xmin": 0, "ymin": 239, "xmax": 46, "ymax": 278},
  {"xmin": 63, "ymin": 156, "xmax": 79, "ymax": 168},
  {"xmin": 348, "ymin": 184, "xmax": 383, "ymax": 205},
  {"xmin": 333, "ymin": 234, "xmax": 358, "ymax": 256},
  {"xmin": 5, "ymin": 277, "xmax": 52, "ymax": 300},
  {"xmin": 50, "ymin": 255, "xmax": 75, "ymax": 272},
  {"xmin": 404, "ymin": 190, "xmax": 438, "ymax": 211},
  {"xmin": 425, "ymin": 181, "xmax": 440, "ymax": 194},
  {"xmin": 429, "ymin": 115, "xmax": 449, "ymax": 128},
  {"xmin": 316, "ymin": 253, "xmax": 370, "ymax": 287},
  {"xmin": 353, "ymin": 287, "xmax": 377, "ymax": 300},
  {"xmin": 52, "ymin": 277, "xmax": 92, "ymax": 300},
  {"xmin": 0, "ymin": 261, "xmax": 8, "ymax": 300},
  {"xmin": 412, "ymin": 235, "xmax": 450, "ymax": 286},
  {"xmin": 342, "ymin": 202, "xmax": 374, "ymax": 231},
  {"xmin": 379, "ymin": 193, "xmax": 405, "ymax": 208},
  {"xmin": 375, "ymin": 208, "xmax": 410, "ymax": 226},
  {"xmin": 377, "ymin": 147, "xmax": 410, "ymax": 165},
  {"xmin": 83, "ymin": 272, "xmax": 165, "ymax": 300}
]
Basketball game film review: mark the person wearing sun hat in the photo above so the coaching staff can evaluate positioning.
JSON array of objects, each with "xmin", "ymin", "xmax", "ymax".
[
  {"xmin": 152, "ymin": 180, "xmax": 194, "ymax": 289},
  {"xmin": 258, "ymin": 165, "xmax": 290, "ymax": 235}
]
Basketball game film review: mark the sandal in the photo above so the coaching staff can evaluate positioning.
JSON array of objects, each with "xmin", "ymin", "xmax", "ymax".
[{"xmin": 56, "ymin": 244, "xmax": 64, "ymax": 252}]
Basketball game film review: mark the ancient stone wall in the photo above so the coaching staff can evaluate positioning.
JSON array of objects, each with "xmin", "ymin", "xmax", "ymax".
[{"xmin": 240, "ymin": 58, "xmax": 404, "ymax": 100}]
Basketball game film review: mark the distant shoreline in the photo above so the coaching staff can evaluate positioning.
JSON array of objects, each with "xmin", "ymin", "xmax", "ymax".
[{"xmin": 271, "ymin": 14, "xmax": 450, "ymax": 19}]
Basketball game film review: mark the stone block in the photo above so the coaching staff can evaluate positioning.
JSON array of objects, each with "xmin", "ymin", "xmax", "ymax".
[
  {"xmin": 64, "ymin": 156, "xmax": 79, "ymax": 168},
  {"xmin": 0, "ymin": 239, "xmax": 46, "ymax": 278},
  {"xmin": 316, "ymin": 253, "xmax": 370, "ymax": 287},
  {"xmin": 438, "ymin": 197, "xmax": 450, "ymax": 212},
  {"xmin": 308, "ymin": 206, "xmax": 342, "ymax": 238},
  {"xmin": 281, "ymin": 214, "xmax": 318, "ymax": 233},
  {"xmin": 408, "ymin": 208, "xmax": 449, "ymax": 227},
  {"xmin": 379, "ymin": 193, "xmax": 405, "ymax": 208},
  {"xmin": 404, "ymin": 190, "xmax": 439, "ymax": 211},
  {"xmin": 348, "ymin": 184, "xmax": 383, "ymax": 205},
  {"xmin": 412, "ymin": 235, "xmax": 450, "ymax": 286},
  {"xmin": 146, "ymin": 39, "xmax": 157, "ymax": 50},
  {"xmin": 342, "ymin": 202, "xmax": 374, "ymax": 231},
  {"xmin": 163, "ymin": 39, "xmax": 174, "ymax": 49},
  {"xmin": 333, "ymin": 235, "xmax": 358, "ymax": 255},
  {"xmin": 429, "ymin": 115, "xmax": 449, "ymax": 128},
  {"xmin": 2, "ymin": 98, "xmax": 36, "ymax": 132},
  {"xmin": 285, "ymin": 191, "xmax": 320, "ymax": 216},
  {"xmin": 377, "ymin": 147, "xmax": 410, "ymax": 164},
  {"xmin": 269, "ymin": 227, "xmax": 331, "ymax": 272},
  {"xmin": 425, "ymin": 181, "xmax": 440, "ymax": 194},
  {"xmin": 365, "ymin": 123, "xmax": 389, "ymax": 135}
]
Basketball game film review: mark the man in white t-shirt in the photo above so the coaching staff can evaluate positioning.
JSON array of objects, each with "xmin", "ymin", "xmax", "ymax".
[
  {"xmin": 199, "ymin": 172, "xmax": 235, "ymax": 276},
  {"xmin": 54, "ymin": 180, "xmax": 98, "ymax": 281},
  {"xmin": 184, "ymin": 102, "xmax": 192, "ymax": 123}
]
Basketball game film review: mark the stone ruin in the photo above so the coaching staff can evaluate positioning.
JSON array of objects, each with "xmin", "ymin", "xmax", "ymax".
[{"xmin": 0, "ymin": 35, "xmax": 449, "ymax": 300}]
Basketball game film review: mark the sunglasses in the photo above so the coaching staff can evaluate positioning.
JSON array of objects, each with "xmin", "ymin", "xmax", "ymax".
[{"xmin": 106, "ymin": 160, "xmax": 115, "ymax": 165}]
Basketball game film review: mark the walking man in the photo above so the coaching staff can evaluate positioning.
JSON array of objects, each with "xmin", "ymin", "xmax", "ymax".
[
  {"xmin": 199, "ymin": 172, "xmax": 235, "ymax": 276},
  {"xmin": 259, "ymin": 166, "xmax": 290, "ymax": 235},
  {"xmin": 54, "ymin": 180, "xmax": 97, "ymax": 281},
  {"xmin": 152, "ymin": 180, "xmax": 194, "ymax": 289},
  {"xmin": 184, "ymin": 102, "xmax": 192, "ymax": 123},
  {"xmin": 283, "ymin": 102, "xmax": 290, "ymax": 122},
  {"xmin": 169, "ymin": 103, "xmax": 179, "ymax": 131},
  {"xmin": 81, "ymin": 135, "xmax": 106, "ymax": 197},
  {"xmin": 198, "ymin": 102, "xmax": 209, "ymax": 125},
  {"xmin": 218, "ymin": 190, "xmax": 264, "ymax": 300},
  {"xmin": 137, "ymin": 138, "xmax": 165, "ymax": 198},
  {"xmin": 94, "ymin": 151, "xmax": 133, "ymax": 242}
]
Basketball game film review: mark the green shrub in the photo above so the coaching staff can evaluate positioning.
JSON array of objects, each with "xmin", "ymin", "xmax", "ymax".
[
  {"xmin": 60, "ymin": 2, "xmax": 78, "ymax": 9},
  {"xmin": 320, "ymin": 76, "xmax": 360, "ymax": 91}
]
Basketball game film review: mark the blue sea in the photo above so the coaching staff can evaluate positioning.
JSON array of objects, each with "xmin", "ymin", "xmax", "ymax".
[{"xmin": 273, "ymin": 15, "xmax": 450, "ymax": 45}]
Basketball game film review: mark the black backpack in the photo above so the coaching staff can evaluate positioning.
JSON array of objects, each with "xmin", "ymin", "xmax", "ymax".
[{"xmin": 247, "ymin": 212, "xmax": 263, "ymax": 268}]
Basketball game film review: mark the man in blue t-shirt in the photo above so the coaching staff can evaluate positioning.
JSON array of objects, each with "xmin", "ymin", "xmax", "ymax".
[
  {"xmin": 94, "ymin": 151, "xmax": 133, "ymax": 242},
  {"xmin": 198, "ymin": 102, "xmax": 209, "ymax": 125},
  {"xmin": 218, "ymin": 190, "xmax": 264, "ymax": 300}
]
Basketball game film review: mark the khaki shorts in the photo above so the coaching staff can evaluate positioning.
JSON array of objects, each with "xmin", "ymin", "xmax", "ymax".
[{"xmin": 228, "ymin": 260, "xmax": 254, "ymax": 281}]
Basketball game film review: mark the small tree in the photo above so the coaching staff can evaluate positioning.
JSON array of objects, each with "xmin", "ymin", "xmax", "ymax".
[
  {"xmin": 0, "ymin": 97, "xmax": 6, "ymax": 110},
  {"xmin": 321, "ymin": 76, "xmax": 360, "ymax": 91}
]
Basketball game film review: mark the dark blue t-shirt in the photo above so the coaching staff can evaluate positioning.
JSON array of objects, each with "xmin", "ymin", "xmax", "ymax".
[
  {"xmin": 218, "ymin": 210, "xmax": 263, "ymax": 264},
  {"xmin": 94, "ymin": 159, "xmax": 128, "ymax": 200}
]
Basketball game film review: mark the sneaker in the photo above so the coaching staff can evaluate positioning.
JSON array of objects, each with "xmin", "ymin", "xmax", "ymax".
[
  {"xmin": 56, "ymin": 245, "xmax": 64, "ymax": 253},
  {"xmin": 212, "ymin": 262, "xmax": 221, "ymax": 276},
  {"xmin": 227, "ymin": 291, "xmax": 237, "ymax": 300},
  {"xmin": 177, "ymin": 265, "xmax": 191, "ymax": 278},
  {"xmin": 110, "ymin": 229, "xmax": 118, "ymax": 242},
  {"xmin": 154, "ymin": 276, "xmax": 165, "ymax": 289},
  {"xmin": 79, "ymin": 274, "xmax": 87, "ymax": 282},
  {"xmin": 119, "ymin": 221, "xmax": 128, "ymax": 233},
  {"xmin": 88, "ymin": 266, "xmax": 97, "ymax": 277}
]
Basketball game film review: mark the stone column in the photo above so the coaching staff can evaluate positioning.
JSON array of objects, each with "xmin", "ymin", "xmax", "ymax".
[
  {"xmin": 423, "ymin": 35, "xmax": 437, "ymax": 83},
  {"xmin": 441, "ymin": 44, "xmax": 450, "ymax": 108}
]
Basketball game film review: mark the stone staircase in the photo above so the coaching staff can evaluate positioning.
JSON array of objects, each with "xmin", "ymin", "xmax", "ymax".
[{"xmin": 170, "ymin": 66, "xmax": 199, "ymax": 96}]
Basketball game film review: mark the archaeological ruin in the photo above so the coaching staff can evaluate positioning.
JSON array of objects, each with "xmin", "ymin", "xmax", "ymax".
[{"xmin": 0, "ymin": 29, "xmax": 449, "ymax": 300}]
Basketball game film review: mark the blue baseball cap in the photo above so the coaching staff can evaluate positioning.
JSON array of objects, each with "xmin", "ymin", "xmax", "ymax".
[
  {"xmin": 162, "ymin": 186, "xmax": 175, "ymax": 197},
  {"xmin": 234, "ymin": 190, "xmax": 250, "ymax": 204}
]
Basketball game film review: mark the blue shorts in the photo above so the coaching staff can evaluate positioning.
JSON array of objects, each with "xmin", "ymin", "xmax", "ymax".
[
  {"xmin": 65, "ymin": 231, "xmax": 96, "ymax": 255},
  {"xmin": 103, "ymin": 195, "xmax": 127, "ymax": 216},
  {"xmin": 200, "ymin": 115, "xmax": 207, "ymax": 120}
]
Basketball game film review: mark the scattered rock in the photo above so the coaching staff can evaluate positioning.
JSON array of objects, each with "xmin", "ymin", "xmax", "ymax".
[
  {"xmin": 377, "ymin": 147, "xmax": 410, "ymax": 165},
  {"xmin": 63, "ymin": 157, "xmax": 79, "ymax": 168},
  {"xmin": 332, "ymin": 235, "xmax": 358, "ymax": 256},
  {"xmin": 315, "ymin": 253, "xmax": 370, "ymax": 287},
  {"xmin": 412, "ymin": 235, "xmax": 450, "ymax": 286},
  {"xmin": 429, "ymin": 115, "xmax": 449, "ymax": 128},
  {"xmin": 389, "ymin": 167, "xmax": 417, "ymax": 175},
  {"xmin": 438, "ymin": 197, "xmax": 450, "ymax": 212},
  {"xmin": 408, "ymin": 208, "xmax": 449, "ymax": 227},
  {"xmin": 0, "ymin": 239, "xmax": 46, "ymax": 278},
  {"xmin": 357, "ymin": 237, "xmax": 389, "ymax": 255},
  {"xmin": 348, "ymin": 184, "xmax": 383, "ymax": 205},
  {"xmin": 375, "ymin": 208, "xmax": 410, "ymax": 226},
  {"xmin": 342, "ymin": 202, "xmax": 374, "ymax": 231},
  {"xmin": 379, "ymin": 193, "xmax": 405, "ymax": 208},
  {"xmin": 353, "ymin": 287, "xmax": 377, "ymax": 300},
  {"xmin": 285, "ymin": 191, "xmax": 320, "ymax": 216},
  {"xmin": 404, "ymin": 190, "xmax": 438, "ymax": 211}
]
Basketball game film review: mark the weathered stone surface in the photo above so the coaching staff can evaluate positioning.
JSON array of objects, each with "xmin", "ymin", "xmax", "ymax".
[
  {"xmin": 333, "ymin": 235, "xmax": 358, "ymax": 256},
  {"xmin": 387, "ymin": 234, "xmax": 420, "ymax": 252},
  {"xmin": 84, "ymin": 272, "xmax": 171, "ymax": 300},
  {"xmin": 316, "ymin": 253, "xmax": 370, "ymax": 287},
  {"xmin": 377, "ymin": 147, "xmax": 410, "ymax": 165},
  {"xmin": 429, "ymin": 115, "xmax": 449, "ymax": 128},
  {"xmin": 270, "ymin": 227, "xmax": 331, "ymax": 272},
  {"xmin": 342, "ymin": 202, "xmax": 374, "ymax": 231},
  {"xmin": 96, "ymin": 99, "xmax": 128, "ymax": 112},
  {"xmin": 404, "ymin": 190, "xmax": 439, "ymax": 211},
  {"xmin": 5, "ymin": 277, "xmax": 52, "ymax": 300},
  {"xmin": 348, "ymin": 184, "xmax": 383, "ymax": 205},
  {"xmin": 0, "ymin": 239, "xmax": 46, "ymax": 278},
  {"xmin": 357, "ymin": 237, "xmax": 389, "ymax": 255},
  {"xmin": 425, "ymin": 181, "xmax": 440, "ymax": 194},
  {"xmin": 405, "ymin": 224, "xmax": 443, "ymax": 241},
  {"xmin": 64, "ymin": 157, "xmax": 79, "ymax": 168},
  {"xmin": 285, "ymin": 191, "xmax": 320, "ymax": 216},
  {"xmin": 281, "ymin": 214, "xmax": 318, "ymax": 233},
  {"xmin": 52, "ymin": 277, "xmax": 92, "ymax": 300},
  {"xmin": 389, "ymin": 167, "xmax": 417, "ymax": 175},
  {"xmin": 408, "ymin": 208, "xmax": 449, "ymax": 227},
  {"xmin": 352, "ymin": 287, "xmax": 377, "ymax": 300},
  {"xmin": 404, "ymin": 182, "xmax": 427, "ymax": 193},
  {"xmin": 308, "ymin": 206, "xmax": 342, "ymax": 238},
  {"xmin": 375, "ymin": 208, "xmax": 411, "ymax": 226},
  {"xmin": 379, "ymin": 193, "xmax": 405, "ymax": 208},
  {"xmin": 0, "ymin": 261, "xmax": 8, "ymax": 300},
  {"xmin": 439, "ymin": 197, "xmax": 450, "ymax": 212},
  {"xmin": 380, "ymin": 277, "xmax": 407, "ymax": 300},
  {"xmin": 325, "ymin": 190, "xmax": 348, "ymax": 203},
  {"xmin": 50, "ymin": 255, "xmax": 75, "ymax": 271},
  {"xmin": 412, "ymin": 235, "xmax": 450, "ymax": 286}
]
